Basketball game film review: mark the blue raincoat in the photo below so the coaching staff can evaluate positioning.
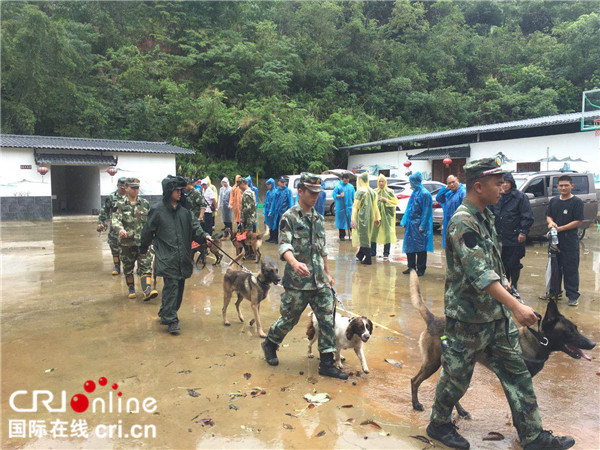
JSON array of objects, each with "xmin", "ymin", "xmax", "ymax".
[
  {"xmin": 264, "ymin": 178, "xmax": 275, "ymax": 229},
  {"xmin": 400, "ymin": 172, "xmax": 434, "ymax": 254},
  {"xmin": 268, "ymin": 184, "xmax": 293, "ymax": 228},
  {"xmin": 332, "ymin": 180, "xmax": 355, "ymax": 230},
  {"xmin": 436, "ymin": 183, "xmax": 466, "ymax": 249},
  {"xmin": 315, "ymin": 180, "xmax": 326, "ymax": 216}
]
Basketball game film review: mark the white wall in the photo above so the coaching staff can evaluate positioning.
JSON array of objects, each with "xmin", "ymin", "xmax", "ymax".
[
  {"xmin": 0, "ymin": 148, "xmax": 177, "ymax": 198},
  {"xmin": 0, "ymin": 148, "xmax": 52, "ymax": 197},
  {"xmin": 347, "ymin": 130, "xmax": 600, "ymax": 187},
  {"xmin": 100, "ymin": 153, "xmax": 176, "ymax": 196}
]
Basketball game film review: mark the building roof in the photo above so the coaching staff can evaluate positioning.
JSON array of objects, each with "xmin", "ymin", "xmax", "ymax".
[
  {"xmin": 35, "ymin": 153, "xmax": 117, "ymax": 166},
  {"xmin": 0, "ymin": 134, "xmax": 195, "ymax": 155},
  {"xmin": 339, "ymin": 111, "xmax": 600, "ymax": 151},
  {"xmin": 408, "ymin": 145, "xmax": 470, "ymax": 161}
]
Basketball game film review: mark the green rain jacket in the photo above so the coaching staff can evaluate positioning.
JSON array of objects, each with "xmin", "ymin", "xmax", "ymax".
[
  {"xmin": 351, "ymin": 172, "xmax": 381, "ymax": 247},
  {"xmin": 371, "ymin": 174, "xmax": 399, "ymax": 245},
  {"xmin": 140, "ymin": 176, "xmax": 208, "ymax": 280}
]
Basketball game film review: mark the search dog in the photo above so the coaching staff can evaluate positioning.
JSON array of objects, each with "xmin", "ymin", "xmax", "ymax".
[
  {"xmin": 231, "ymin": 226, "xmax": 269, "ymax": 264},
  {"xmin": 193, "ymin": 228, "xmax": 231, "ymax": 268},
  {"xmin": 222, "ymin": 262, "xmax": 281, "ymax": 338},
  {"xmin": 409, "ymin": 270, "xmax": 596, "ymax": 417},
  {"xmin": 306, "ymin": 311, "xmax": 373, "ymax": 374}
]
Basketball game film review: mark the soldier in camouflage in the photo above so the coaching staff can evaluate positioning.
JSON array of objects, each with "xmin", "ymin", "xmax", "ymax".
[
  {"xmin": 261, "ymin": 173, "xmax": 347, "ymax": 380},
  {"xmin": 112, "ymin": 178, "xmax": 158, "ymax": 302},
  {"xmin": 97, "ymin": 177, "xmax": 127, "ymax": 275},
  {"xmin": 184, "ymin": 178, "xmax": 207, "ymax": 222},
  {"xmin": 239, "ymin": 178, "xmax": 256, "ymax": 232},
  {"xmin": 426, "ymin": 158, "xmax": 574, "ymax": 450}
]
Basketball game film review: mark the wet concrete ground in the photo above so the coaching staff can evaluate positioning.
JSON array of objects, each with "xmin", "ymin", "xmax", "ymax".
[{"xmin": 1, "ymin": 217, "xmax": 599, "ymax": 449}]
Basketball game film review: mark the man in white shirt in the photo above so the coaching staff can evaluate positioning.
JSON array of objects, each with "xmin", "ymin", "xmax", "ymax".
[{"xmin": 201, "ymin": 177, "xmax": 216, "ymax": 235}]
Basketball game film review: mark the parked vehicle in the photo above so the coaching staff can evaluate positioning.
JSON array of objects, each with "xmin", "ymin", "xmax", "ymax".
[
  {"xmin": 390, "ymin": 181, "xmax": 445, "ymax": 228},
  {"xmin": 285, "ymin": 174, "xmax": 340, "ymax": 216},
  {"xmin": 510, "ymin": 171, "xmax": 597, "ymax": 238}
]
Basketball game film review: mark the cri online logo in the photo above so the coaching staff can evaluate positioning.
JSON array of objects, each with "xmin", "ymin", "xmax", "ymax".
[{"xmin": 10, "ymin": 377, "xmax": 157, "ymax": 414}]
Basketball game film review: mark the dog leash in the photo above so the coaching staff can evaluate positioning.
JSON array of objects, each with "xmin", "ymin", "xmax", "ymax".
[
  {"xmin": 208, "ymin": 241, "xmax": 253, "ymax": 274},
  {"xmin": 331, "ymin": 288, "xmax": 403, "ymax": 337}
]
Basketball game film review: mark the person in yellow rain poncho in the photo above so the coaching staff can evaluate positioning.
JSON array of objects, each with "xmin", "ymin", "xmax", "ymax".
[
  {"xmin": 351, "ymin": 171, "xmax": 381, "ymax": 265},
  {"xmin": 370, "ymin": 174, "xmax": 399, "ymax": 260}
]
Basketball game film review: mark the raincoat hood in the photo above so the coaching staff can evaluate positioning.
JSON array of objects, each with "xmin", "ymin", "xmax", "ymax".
[
  {"xmin": 246, "ymin": 175, "xmax": 254, "ymax": 188},
  {"xmin": 221, "ymin": 177, "xmax": 229, "ymax": 186},
  {"xmin": 265, "ymin": 178, "xmax": 275, "ymax": 189},
  {"xmin": 234, "ymin": 175, "xmax": 242, "ymax": 185},
  {"xmin": 376, "ymin": 174, "xmax": 388, "ymax": 191},
  {"xmin": 503, "ymin": 172, "xmax": 516, "ymax": 190},
  {"xmin": 357, "ymin": 172, "xmax": 370, "ymax": 189},
  {"xmin": 410, "ymin": 172, "xmax": 423, "ymax": 189},
  {"xmin": 161, "ymin": 175, "xmax": 187, "ymax": 203}
]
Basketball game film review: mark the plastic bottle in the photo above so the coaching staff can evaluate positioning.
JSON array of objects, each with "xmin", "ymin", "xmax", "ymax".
[{"xmin": 551, "ymin": 227, "xmax": 558, "ymax": 245}]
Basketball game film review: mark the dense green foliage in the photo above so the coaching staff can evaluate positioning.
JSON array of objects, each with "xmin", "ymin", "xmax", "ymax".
[{"xmin": 2, "ymin": 1, "xmax": 599, "ymax": 179}]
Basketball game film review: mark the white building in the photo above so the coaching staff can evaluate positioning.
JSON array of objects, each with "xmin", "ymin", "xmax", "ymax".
[
  {"xmin": 342, "ymin": 112, "xmax": 600, "ymax": 190},
  {"xmin": 0, "ymin": 135, "xmax": 194, "ymax": 220}
]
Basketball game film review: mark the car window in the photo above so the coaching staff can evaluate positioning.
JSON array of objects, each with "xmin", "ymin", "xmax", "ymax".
[
  {"xmin": 524, "ymin": 177, "xmax": 545, "ymax": 198},
  {"xmin": 369, "ymin": 180, "xmax": 377, "ymax": 188},
  {"xmin": 513, "ymin": 178, "xmax": 526, "ymax": 190},
  {"xmin": 293, "ymin": 179, "xmax": 300, "ymax": 188},
  {"xmin": 323, "ymin": 178, "xmax": 337, "ymax": 190},
  {"xmin": 389, "ymin": 185, "xmax": 406, "ymax": 194},
  {"xmin": 423, "ymin": 183, "xmax": 441, "ymax": 193},
  {"xmin": 551, "ymin": 175, "xmax": 589, "ymax": 195}
]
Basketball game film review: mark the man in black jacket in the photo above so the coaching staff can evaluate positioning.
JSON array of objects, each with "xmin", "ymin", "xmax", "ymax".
[
  {"xmin": 140, "ymin": 176, "xmax": 212, "ymax": 334},
  {"xmin": 493, "ymin": 172, "xmax": 534, "ymax": 299}
]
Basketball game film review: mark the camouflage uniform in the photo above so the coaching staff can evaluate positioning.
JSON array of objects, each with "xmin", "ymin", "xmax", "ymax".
[
  {"xmin": 186, "ymin": 186, "xmax": 207, "ymax": 220},
  {"xmin": 431, "ymin": 195, "xmax": 543, "ymax": 444},
  {"xmin": 239, "ymin": 188, "xmax": 256, "ymax": 232},
  {"xmin": 112, "ymin": 180, "xmax": 153, "ymax": 297},
  {"xmin": 266, "ymin": 202, "xmax": 335, "ymax": 354},
  {"xmin": 98, "ymin": 177, "xmax": 126, "ymax": 274}
]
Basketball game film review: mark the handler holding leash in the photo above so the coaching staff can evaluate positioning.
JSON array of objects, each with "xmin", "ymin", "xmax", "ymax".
[
  {"xmin": 262, "ymin": 173, "xmax": 347, "ymax": 380},
  {"xmin": 426, "ymin": 158, "xmax": 574, "ymax": 450}
]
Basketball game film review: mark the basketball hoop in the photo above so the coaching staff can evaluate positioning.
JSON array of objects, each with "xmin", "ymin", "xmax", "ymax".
[{"xmin": 594, "ymin": 118, "xmax": 600, "ymax": 136}]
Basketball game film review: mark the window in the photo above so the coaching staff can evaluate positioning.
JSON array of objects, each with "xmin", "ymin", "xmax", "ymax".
[
  {"xmin": 524, "ymin": 177, "xmax": 545, "ymax": 198},
  {"xmin": 323, "ymin": 178, "xmax": 338, "ymax": 190},
  {"xmin": 293, "ymin": 179, "xmax": 300, "ymax": 188},
  {"xmin": 551, "ymin": 175, "xmax": 589, "ymax": 195},
  {"xmin": 516, "ymin": 162, "xmax": 541, "ymax": 172}
]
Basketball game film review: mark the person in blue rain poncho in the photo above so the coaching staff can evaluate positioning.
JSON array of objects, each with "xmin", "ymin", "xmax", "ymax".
[
  {"xmin": 315, "ymin": 180, "xmax": 326, "ymax": 216},
  {"xmin": 245, "ymin": 176, "xmax": 259, "ymax": 232},
  {"xmin": 436, "ymin": 174, "xmax": 466, "ymax": 249},
  {"xmin": 264, "ymin": 178, "xmax": 275, "ymax": 232},
  {"xmin": 267, "ymin": 177, "xmax": 293, "ymax": 243},
  {"xmin": 400, "ymin": 172, "xmax": 433, "ymax": 276},
  {"xmin": 332, "ymin": 174, "xmax": 355, "ymax": 241}
]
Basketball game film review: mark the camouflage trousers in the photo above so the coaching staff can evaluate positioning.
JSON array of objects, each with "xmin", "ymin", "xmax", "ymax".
[
  {"xmin": 431, "ymin": 317, "xmax": 543, "ymax": 446},
  {"xmin": 267, "ymin": 287, "xmax": 336, "ymax": 354},
  {"xmin": 107, "ymin": 228, "xmax": 120, "ymax": 258},
  {"xmin": 119, "ymin": 245, "xmax": 153, "ymax": 279}
]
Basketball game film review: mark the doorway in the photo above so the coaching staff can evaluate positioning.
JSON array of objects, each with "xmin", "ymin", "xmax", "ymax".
[
  {"xmin": 432, "ymin": 158, "xmax": 466, "ymax": 183},
  {"xmin": 51, "ymin": 166, "xmax": 101, "ymax": 215}
]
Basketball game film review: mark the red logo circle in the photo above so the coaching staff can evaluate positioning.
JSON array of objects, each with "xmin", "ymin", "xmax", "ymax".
[
  {"xmin": 98, "ymin": 377, "xmax": 107, "ymax": 386},
  {"xmin": 84, "ymin": 380, "xmax": 96, "ymax": 393},
  {"xmin": 70, "ymin": 394, "xmax": 89, "ymax": 413}
]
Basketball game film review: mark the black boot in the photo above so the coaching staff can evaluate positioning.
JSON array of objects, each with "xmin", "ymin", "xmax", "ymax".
[
  {"xmin": 262, "ymin": 339, "xmax": 279, "ymax": 366},
  {"xmin": 318, "ymin": 352, "xmax": 348, "ymax": 379},
  {"xmin": 426, "ymin": 422, "xmax": 470, "ymax": 449},
  {"xmin": 141, "ymin": 275, "xmax": 158, "ymax": 302},
  {"xmin": 112, "ymin": 256, "xmax": 121, "ymax": 276},
  {"xmin": 355, "ymin": 248, "xmax": 364, "ymax": 262},
  {"xmin": 361, "ymin": 248, "xmax": 372, "ymax": 265},
  {"xmin": 523, "ymin": 430, "xmax": 575, "ymax": 450},
  {"xmin": 126, "ymin": 275, "xmax": 136, "ymax": 299}
]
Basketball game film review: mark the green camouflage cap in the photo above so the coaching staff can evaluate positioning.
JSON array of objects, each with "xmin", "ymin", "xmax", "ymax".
[
  {"xmin": 126, "ymin": 177, "xmax": 140, "ymax": 187},
  {"xmin": 464, "ymin": 157, "xmax": 510, "ymax": 183},
  {"xmin": 117, "ymin": 177, "xmax": 127, "ymax": 187},
  {"xmin": 299, "ymin": 172, "xmax": 323, "ymax": 193}
]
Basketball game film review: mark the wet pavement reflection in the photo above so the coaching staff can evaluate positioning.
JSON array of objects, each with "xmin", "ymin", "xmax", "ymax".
[{"xmin": 1, "ymin": 217, "xmax": 599, "ymax": 449}]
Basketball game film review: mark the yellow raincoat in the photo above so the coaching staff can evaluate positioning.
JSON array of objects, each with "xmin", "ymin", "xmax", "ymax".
[
  {"xmin": 351, "ymin": 172, "xmax": 381, "ymax": 247},
  {"xmin": 371, "ymin": 174, "xmax": 398, "ymax": 244}
]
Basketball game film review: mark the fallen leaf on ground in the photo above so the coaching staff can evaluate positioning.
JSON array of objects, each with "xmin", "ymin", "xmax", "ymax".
[
  {"xmin": 304, "ymin": 392, "xmax": 330, "ymax": 405},
  {"xmin": 44, "ymin": 368, "xmax": 56, "ymax": 373},
  {"xmin": 243, "ymin": 372, "xmax": 251, "ymax": 379},
  {"xmin": 483, "ymin": 432, "xmax": 505, "ymax": 441},
  {"xmin": 410, "ymin": 435, "xmax": 432, "ymax": 444},
  {"xmin": 379, "ymin": 431, "xmax": 390, "ymax": 436},
  {"xmin": 194, "ymin": 418, "xmax": 214, "ymax": 427},
  {"xmin": 360, "ymin": 420, "xmax": 382, "ymax": 430},
  {"xmin": 225, "ymin": 353, "xmax": 236, "ymax": 357},
  {"xmin": 229, "ymin": 404, "xmax": 239, "ymax": 411},
  {"xmin": 341, "ymin": 404, "xmax": 354, "ymax": 408},
  {"xmin": 178, "ymin": 370, "xmax": 192, "ymax": 374},
  {"xmin": 315, "ymin": 430, "xmax": 326, "ymax": 437},
  {"xmin": 306, "ymin": 376, "xmax": 318, "ymax": 384},
  {"xmin": 345, "ymin": 418, "xmax": 356, "ymax": 425},
  {"xmin": 187, "ymin": 389, "xmax": 200, "ymax": 397},
  {"xmin": 283, "ymin": 423, "xmax": 294, "ymax": 430},
  {"xmin": 384, "ymin": 359, "xmax": 403, "ymax": 369}
]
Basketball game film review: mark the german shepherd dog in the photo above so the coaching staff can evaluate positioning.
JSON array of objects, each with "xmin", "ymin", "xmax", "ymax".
[
  {"xmin": 231, "ymin": 227, "xmax": 269, "ymax": 264},
  {"xmin": 409, "ymin": 270, "xmax": 596, "ymax": 417},
  {"xmin": 193, "ymin": 228, "xmax": 231, "ymax": 268},
  {"xmin": 222, "ymin": 262, "xmax": 281, "ymax": 338}
]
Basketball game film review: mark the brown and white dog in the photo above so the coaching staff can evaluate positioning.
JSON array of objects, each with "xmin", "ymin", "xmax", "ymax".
[
  {"xmin": 231, "ymin": 226, "xmax": 269, "ymax": 264},
  {"xmin": 306, "ymin": 312, "xmax": 373, "ymax": 373}
]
